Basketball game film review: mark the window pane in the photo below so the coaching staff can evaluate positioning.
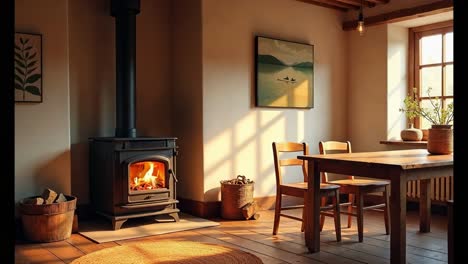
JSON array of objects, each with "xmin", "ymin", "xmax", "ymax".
[
  {"xmin": 444, "ymin": 32, "xmax": 453, "ymax": 62},
  {"xmin": 421, "ymin": 34, "xmax": 442, "ymax": 65},
  {"xmin": 420, "ymin": 99, "xmax": 441, "ymax": 129},
  {"xmin": 445, "ymin": 65, "xmax": 453, "ymax": 96},
  {"xmin": 421, "ymin": 66, "xmax": 442, "ymax": 97}
]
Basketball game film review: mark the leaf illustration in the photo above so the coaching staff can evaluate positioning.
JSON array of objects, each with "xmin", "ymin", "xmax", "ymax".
[
  {"xmin": 25, "ymin": 51, "xmax": 29, "ymax": 58},
  {"xmin": 27, "ymin": 67, "xmax": 37, "ymax": 75},
  {"xmin": 15, "ymin": 74, "xmax": 23, "ymax": 83},
  {"xmin": 20, "ymin": 37, "xmax": 24, "ymax": 44},
  {"xmin": 24, "ymin": 38, "xmax": 30, "ymax": 44},
  {"xmin": 26, "ymin": 74, "xmax": 41, "ymax": 84},
  {"xmin": 15, "ymin": 59, "xmax": 26, "ymax": 68},
  {"xmin": 25, "ymin": 86, "xmax": 41, "ymax": 95},
  {"xmin": 15, "ymin": 83, "xmax": 24, "ymax": 91},
  {"xmin": 27, "ymin": 60, "xmax": 37, "ymax": 68},
  {"xmin": 25, "ymin": 46, "xmax": 32, "ymax": 51},
  {"xmin": 28, "ymin": 52, "xmax": 36, "ymax": 60},
  {"xmin": 14, "ymin": 52, "xmax": 22, "ymax": 60},
  {"xmin": 15, "ymin": 66, "xmax": 25, "ymax": 75},
  {"xmin": 14, "ymin": 44, "xmax": 21, "ymax": 50}
]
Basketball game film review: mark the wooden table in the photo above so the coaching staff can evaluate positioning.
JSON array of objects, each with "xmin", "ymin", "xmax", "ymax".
[{"xmin": 298, "ymin": 149, "xmax": 453, "ymax": 264}]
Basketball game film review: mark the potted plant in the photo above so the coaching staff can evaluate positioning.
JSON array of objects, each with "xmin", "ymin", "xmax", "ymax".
[{"xmin": 399, "ymin": 87, "xmax": 454, "ymax": 154}]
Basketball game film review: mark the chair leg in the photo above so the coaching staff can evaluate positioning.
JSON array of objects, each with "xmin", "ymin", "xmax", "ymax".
[
  {"xmin": 347, "ymin": 193, "xmax": 354, "ymax": 228},
  {"xmin": 333, "ymin": 190, "xmax": 341, "ymax": 242},
  {"xmin": 320, "ymin": 196, "xmax": 326, "ymax": 231},
  {"xmin": 356, "ymin": 191, "xmax": 364, "ymax": 242},
  {"xmin": 301, "ymin": 206, "xmax": 305, "ymax": 232},
  {"xmin": 383, "ymin": 185, "xmax": 390, "ymax": 235},
  {"xmin": 273, "ymin": 193, "xmax": 282, "ymax": 235}
]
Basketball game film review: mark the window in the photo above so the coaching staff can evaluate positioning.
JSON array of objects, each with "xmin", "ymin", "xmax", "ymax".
[{"xmin": 409, "ymin": 21, "xmax": 453, "ymax": 129}]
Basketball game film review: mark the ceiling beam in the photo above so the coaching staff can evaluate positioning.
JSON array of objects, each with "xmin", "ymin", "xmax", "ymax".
[
  {"xmin": 366, "ymin": 0, "xmax": 390, "ymax": 3},
  {"xmin": 342, "ymin": 0, "xmax": 453, "ymax": 30},
  {"xmin": 296, "ymin": 0, "xmax": 348, "ymax": 11},
  {"xmin": 336, "ymin": 0, "xmax": 376, "ymax": 8}
]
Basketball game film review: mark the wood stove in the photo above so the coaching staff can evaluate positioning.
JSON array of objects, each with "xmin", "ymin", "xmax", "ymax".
[
  {"xmin": 89, "ymin": 137, "xmax": 179, "ymax": 230},
  {"xmin": 88, "ymin": 0, "xmax": 179, "ymax": 230}
]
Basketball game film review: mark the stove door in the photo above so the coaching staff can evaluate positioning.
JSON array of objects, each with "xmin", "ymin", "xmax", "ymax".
[{"xmin": 125, "ymin": 155, "xmax": 171, "ymax": 204}]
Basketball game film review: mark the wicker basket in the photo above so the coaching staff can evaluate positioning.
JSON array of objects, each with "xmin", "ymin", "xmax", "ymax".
[{"xmin": 221, "ymin": 176, "xmax": 254, "ymax": 220}]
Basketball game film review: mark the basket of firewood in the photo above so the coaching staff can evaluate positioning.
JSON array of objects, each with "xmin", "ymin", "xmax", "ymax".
[
  {"xmin": 220, "ymin": 175, "xmax": 259, "ymax": 220},
  {"xmin": 18, "ymin": 188, "xmax": 77, "ymax": 242}
]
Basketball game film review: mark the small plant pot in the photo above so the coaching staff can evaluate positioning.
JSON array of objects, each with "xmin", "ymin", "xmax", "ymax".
[{"xmin": 427, "ymin": 125, "xmax": 453, "ymax": 155}]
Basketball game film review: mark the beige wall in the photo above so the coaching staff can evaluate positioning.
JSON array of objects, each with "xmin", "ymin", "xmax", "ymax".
[
  {"xmin": 171, "ymin": 0, "xmax": 205, "ymax": 202},
  {"xmin": 347, "ymin": 24, "xmax": 388, "ymax": 152},
  {"xmin": 15, "ymin": 0, "xmax": 71, "ymax": 202},
  {"xmin": 68, "ymin": 0, "xmax": 173, "ymax": 204},
  {"xmin": 202, "ymin": 0, "xmax": 348, "ymax": 201}
]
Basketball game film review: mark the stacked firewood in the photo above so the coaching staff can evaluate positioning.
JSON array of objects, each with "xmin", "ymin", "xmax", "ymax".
[{"xmin": 22, "ymin": 188, "xmax": 68, "ymax": 205}]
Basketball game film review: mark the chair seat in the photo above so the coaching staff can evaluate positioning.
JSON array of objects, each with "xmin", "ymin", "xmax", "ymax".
[
  {"xmin": 281, "ymin": 182, "xmax": 340, "ymax": 190},
  {"xmin": 328, "ymin": 178, "xmax": 389, "ymax": 187}
]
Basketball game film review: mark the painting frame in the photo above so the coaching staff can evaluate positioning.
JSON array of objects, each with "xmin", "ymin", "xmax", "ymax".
[
  {"xmin": 15, "ymin": 32, "xmax": 43, "ymax": 103},
  {"xmin": 255, "ymin": 36, "xmax": 314, "ymax": 109}
]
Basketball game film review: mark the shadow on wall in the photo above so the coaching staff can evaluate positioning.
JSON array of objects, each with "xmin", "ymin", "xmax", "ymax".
[{"xmin": 71, "ymin": 142, "xmax": 90, "ymax": 205}]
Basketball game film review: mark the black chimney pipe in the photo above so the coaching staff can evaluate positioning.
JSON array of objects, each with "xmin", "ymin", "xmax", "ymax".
[{"xmin": 111, "ymin": 0, "xmax": 140, "ymax": 138}]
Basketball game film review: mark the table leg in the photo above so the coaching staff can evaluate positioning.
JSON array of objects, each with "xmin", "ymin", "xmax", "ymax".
[
  {"xmin": 419, "ymin": 179, "xmax": 431, "ymax": 232},
  {"xmin": 390, "ymin": 176, "xmax": 407, "ymax": 264},
  {"xmin": 305, "ymin": 160, "xmax": 321, "ymax": 252}
]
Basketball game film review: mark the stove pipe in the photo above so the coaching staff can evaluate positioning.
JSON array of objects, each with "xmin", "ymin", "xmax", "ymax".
[{"xmin": 111, "ymin": 0, "xmax": 140, "ymax": 138}]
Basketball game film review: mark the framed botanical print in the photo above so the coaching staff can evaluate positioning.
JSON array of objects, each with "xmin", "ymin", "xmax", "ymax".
[{"xmin": 15, "ymin": 32, "xmax": 43, "ymax": 103}]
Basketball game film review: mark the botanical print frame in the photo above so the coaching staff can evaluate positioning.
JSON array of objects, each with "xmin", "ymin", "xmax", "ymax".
[
  {"xmin": 15, "ymin": 32, "xmax": 43, "ymax": 103},
  {"xmin": 255, "ymin": 36, "xmax": 314, "ymax": 108}
]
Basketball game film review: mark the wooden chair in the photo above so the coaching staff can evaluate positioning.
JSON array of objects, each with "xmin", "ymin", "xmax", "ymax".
[
  {"xmin": 272, "ymin": 142, "xmax": 341, "ymax": 242},
  {"xmin": 318, "ymin": 141, "xmax": 390, "ymax": 242}
]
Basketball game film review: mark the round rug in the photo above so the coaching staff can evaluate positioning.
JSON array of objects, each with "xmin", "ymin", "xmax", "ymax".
[{"xmin": 70, "ymin": 240, "xmax": 263, "ymax": 264}]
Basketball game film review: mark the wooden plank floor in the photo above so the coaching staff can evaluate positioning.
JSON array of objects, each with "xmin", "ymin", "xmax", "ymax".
[{"xmin": 15, "ymin": 209, "xmax": 448, "ymax": 263}]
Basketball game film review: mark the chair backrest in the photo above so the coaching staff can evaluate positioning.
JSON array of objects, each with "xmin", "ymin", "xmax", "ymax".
[
  {"xmin": 318, "ymin": 141, "xmax": 353, "ymax": 182},
  {"xmin": 272, "ymin": 142, "xmax": 308, "ymax": 186}
]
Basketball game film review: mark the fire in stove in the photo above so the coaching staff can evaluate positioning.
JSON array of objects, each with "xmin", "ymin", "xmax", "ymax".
[{"xmin": 129, "ymin": 161, "xmax": 166, "ymax": 191}]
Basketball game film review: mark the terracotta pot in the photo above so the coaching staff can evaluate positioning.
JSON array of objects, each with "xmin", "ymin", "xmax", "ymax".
[{"xmin": 427, "ymin": 125, "xmax": 453, "ymax": 155}]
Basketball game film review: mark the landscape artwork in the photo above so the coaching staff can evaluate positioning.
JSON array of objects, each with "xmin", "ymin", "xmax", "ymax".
[{"xmin": 255, "ymin": 36, "xmax": 313, "ymax": 108}]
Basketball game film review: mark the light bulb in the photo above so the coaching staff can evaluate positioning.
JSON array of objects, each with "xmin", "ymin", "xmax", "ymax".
[{"xmin": 357, "ymin": 20, "xmax": 365, "ymax": 36}]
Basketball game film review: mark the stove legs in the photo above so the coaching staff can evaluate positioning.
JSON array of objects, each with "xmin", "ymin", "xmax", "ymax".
[
  {"xmin": 113, "ymin": 219, "xmax": 128, "ymax": 230},
  {"xmin": 169, "ymin": 212, "xmax": 180, "ymax": 222}
]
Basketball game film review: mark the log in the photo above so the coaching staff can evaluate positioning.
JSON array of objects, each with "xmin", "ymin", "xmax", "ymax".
[
  {"xmin": 42, "ymin": 188, "xmax": 58, "ymax": 204},
  {"xmin": 23, "ymin": 197, "xmax": 44, "ymax": 205},
  {"xmin": 55, "ymin": 193, "xmax": 67, "ymax": 203},
  {"xmin": 242, "ymin": 201, "xmax": 258, "ymax": 220}
]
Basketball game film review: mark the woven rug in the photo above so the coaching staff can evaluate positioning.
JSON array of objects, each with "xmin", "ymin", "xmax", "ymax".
[
  {"xmin": 70, "ymin": 240, "xmax": 263, "ymax": 264},
  {"xmin": 79, "ymin": 213, "xmax": 219, "ymax": 243}
]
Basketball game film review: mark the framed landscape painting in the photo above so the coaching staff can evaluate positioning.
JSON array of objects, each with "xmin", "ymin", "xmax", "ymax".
[
  {"xmin": 15, "ymin": 32, "xmax": 43, "ymax": 103},
  {"xmin": 255, "ymin": 36, "xmax": 313, "ymax": 108}
]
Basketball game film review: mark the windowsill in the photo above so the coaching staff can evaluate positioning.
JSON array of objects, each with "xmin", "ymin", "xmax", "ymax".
[{"xmin": 380, "ymin": 140, "xmax": 427, "ymax": 146}]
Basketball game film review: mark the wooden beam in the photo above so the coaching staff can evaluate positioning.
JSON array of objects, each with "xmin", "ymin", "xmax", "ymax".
[
  {"xmin": 336, "ymin": 0, "xmax": 375, "ymax": 8},
  {"xmin": 366, "ymin": 0, "xmax": 389, "ymax": 3},
  {"xmin": 296, "ymin": 0, "xmax": 352, "ymax": 11},
  {"xmin": 342, "ymin": 0, "xmax": 453, "ymax": 30}
]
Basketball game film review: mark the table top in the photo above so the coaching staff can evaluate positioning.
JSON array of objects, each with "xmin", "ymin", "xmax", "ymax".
[{"xmin": 298, "ymin": 149, "xmax": 453, "ymax": 170}]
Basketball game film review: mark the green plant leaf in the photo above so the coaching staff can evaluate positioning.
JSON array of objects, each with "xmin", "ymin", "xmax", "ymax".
[
  {"xmin": 14, "ymin": 44, "xmax": 21, "ymax": 50},
  {"xmin": 25, "ymin": 86, "xmax": 41, "ymax": 96},
  {"xmin": 25, "ymin": 46, "xmax": 33, "ymax": 51},
  {"xmin": 28, "ymin": 52, "xmax": 36, "ymax": 60},
  {"xmin": 26, "ymin": 74, "xmax": 41, "ymax": 84},
  {"xmin": 14, "ymin": 52, "xmax": 23, "ymax": 60},
  {"xmin": 15, "ymin": 82, "xmax": 24, "ymax": 91},
  {"xmin": 14, "ymin": 74, "xmax": 23, "ymax": 83},
  {"xmin": 27, "ymin": 60, "xmax": 37, "ymax": 68},
  {"xmin": 27, "ymin": 67, "xmax": 37, "ymax": 75},
  {"xmin": 15, "ymin": 59, "xmax": 26, "ymax": 68},
  {"xmin": 15, "ymin": 66, "xmax": 25, "ymax": 75}
]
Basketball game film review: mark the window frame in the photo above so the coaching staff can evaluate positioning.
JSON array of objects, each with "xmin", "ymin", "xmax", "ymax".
[{"xmin": 408, "ymin": 20, "xmax": 453, "ymax": 129}]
